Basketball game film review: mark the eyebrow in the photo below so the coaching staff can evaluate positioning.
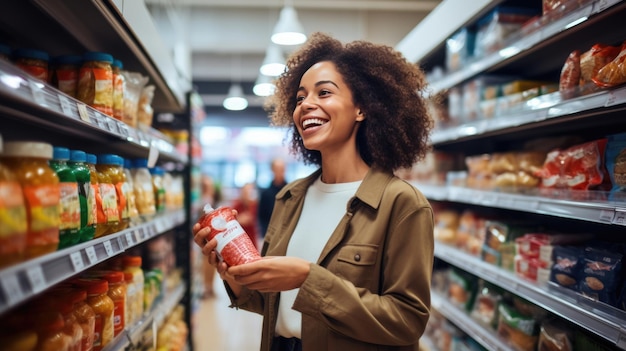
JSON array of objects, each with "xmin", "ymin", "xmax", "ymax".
[{"xmin": 297, "ymin": 80, "xmax": 340, "ymax": 92}]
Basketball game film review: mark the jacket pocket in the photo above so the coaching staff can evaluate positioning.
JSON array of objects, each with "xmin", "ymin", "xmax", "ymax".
[{"xmin": 337, "ymin": 244, "xmax": 378, "ymax": 265}]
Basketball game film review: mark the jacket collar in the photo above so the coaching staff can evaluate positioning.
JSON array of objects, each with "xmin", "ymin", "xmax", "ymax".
[{"xmin": 276, "ymin": 167, "xmax": 393, "ymax": 209}]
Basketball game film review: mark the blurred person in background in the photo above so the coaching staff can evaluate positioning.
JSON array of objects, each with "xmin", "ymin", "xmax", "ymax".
[
  {"xmin": 258, "ymin": 158, "xmax": 287, "ymax": 239},
  {"xmin": 194, "ymin": 32, "xmax": 434, "ymax": 350},
  {"xmin": 231, "ymin": 182, "xmax": 259, "ymax": 248}
]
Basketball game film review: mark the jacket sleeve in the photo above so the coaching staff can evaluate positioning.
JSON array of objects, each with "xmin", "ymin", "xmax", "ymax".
[{"xmin": 292, "ymin": 199, "xmax": 434, "ymax": 346}]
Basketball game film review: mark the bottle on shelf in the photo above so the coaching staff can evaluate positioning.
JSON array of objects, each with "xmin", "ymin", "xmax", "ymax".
[
  {"xmin": 131, "ymin": 158, "xmax": 156, "ymax": 221},
  {"xmin": 1, "ymin": 141, "xmax": 60, "ymax": 259},
  {"xmin": 50, "ymin": 146, "xmax": 81, "ymax": 249},
  {"xmin": 72, "ymin": 278, "xmax": 114, "ymax": 351},
  {"xmin": 68, "ymin": 150, "xmax": 96, "ymax": 243},
  {"xmin": 95, "ymin": 154, "xmax": 120, "ymax": 238},
  {"xmin": 86, "ymin": 153, "xmax": 102, "ymax": 239},
  {"xmin": 150, "ymin": 166, "xmax": 166, "ymax": 214}
]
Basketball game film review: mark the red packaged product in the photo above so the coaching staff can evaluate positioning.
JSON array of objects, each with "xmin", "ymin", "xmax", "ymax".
[{"xmin": 199, "ymin": 205, "xmax": 261, "ymax": 266}]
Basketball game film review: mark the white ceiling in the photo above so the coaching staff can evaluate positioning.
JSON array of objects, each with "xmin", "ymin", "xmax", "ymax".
[{"xmin": 145, "ymin": 0, "xmax": 442, "ymax": 84}]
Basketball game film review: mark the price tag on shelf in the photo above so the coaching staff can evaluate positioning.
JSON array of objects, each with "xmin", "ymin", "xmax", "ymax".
[
  {"xmin": 605, "ymin": 87, "xmax": 626, "ymax": 107},
  {"xmin": 85, "ymin": 246, "xmax": 98, "ymax": 264},
  {"xmin": 26, "ymin": 265, "xmax": 46, "ymax": 294},
  {"xmin": 58, "ymin": 95, "xmax": 74, "ymax": 116},
  {"xmin": 594, "ymin": 0, "xmax": 620, "ymax": 13},
  {"xmin": 103, "ymin": 240, "xmax": 114, "ymax": 257},
  {"xmin": 70, "ymin": 251, "xmax": 85, "ymax": 271},
  {"xmin": 126, "ymin": 232, "xmax": 134, "ymax": 246},
  {"xmin": 612, "ymin": 210, "xmax": 626, "ymax": 226},
  {"xmin": 1, "ymin": 274, "xmax": 23, "ymax": 305},
  {"xmin": 599, "ymin": 209, "xmax": 615, "ymax": 223},
  {"xmin": 106, "ymin": 117, "xmax": 119, "ymax": 134},
  {"xmin": 28, "ymin": 80, "xmax": 46, "ymax": 106},
  {"xmin": 76, "ymin": 103, "xmax": 90, "ymax": 123},
  {"xmin": 148, "ymin": 141, "xmax": 160, "ymax": 168},
  {"xmin": 616, "ymin": 328, "xmax": 626, "ymax": 349},
  {"xmin": 118, "ymin": 123, "xmax": 129, "ymax": 138},
  {"xmin": 117, "ymin": 236, "xmax": 124, "ymax": 249},
  {"xmin": 95, "ymin": 113, "xmax": 107, "ymax": 129}
]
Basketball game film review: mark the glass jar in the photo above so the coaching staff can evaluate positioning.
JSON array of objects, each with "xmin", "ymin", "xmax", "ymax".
[
  {"xmin": 150, "ymin": 166, "xmax": 166, "ymax": 213},
  {"xmin": 68, "ymin": 150, "xmax": 95, "ymax": 243},
  {"xmin": 123, "ymin": 271, "xmax": 136, "ymax": 327},
  {"xmin": 132, "ymin": 159, "xmax": 156, "ymax": 220},
  {"xmin": 0, "ymin": 134, "xmax": 28, "ymax": 268},
  {"xmin": 122, "ymin": 255, "xmax": 144, "ymax": 324},
  {"xmin": 112, "ymin": 59, "xmax": 125, "ymax": 121},
  {"xmin": 123, "ymin": 158, "xmax": 139, "ymax": 225},
  {"xmin": 13, "ymin": 48, "xmax": 50, "ymax": 82},
  {"xmin": 73, "ymin": 278, "xmax": 114, "ymax": 351},
  {"xmin": 51, "ymin": 55, "xmax": 82, "ymax": 98},
  {"xmin": 57, "ymin": 298, "xmax": 82, "ymax": 351},
  {"xmin": 100, "ymin": 271, "xmax": 127, "ymax": 337},
  {"xmin": 33, "ymin": 312, "xmax": 71, "ymax": 351},
  {"xmin": 77, "ymin": 52, "xmax": 113, "ymax": 116},
  {"xmin": 72, "ymin": 289, "xmax": 95, "ymax": 351},
  {"xmin": 95, "ymin": 154, "xmax": 120, "ymax": 237},
  {"xmin": 86, "ymin": 153, "xmax": 101, "ymax": 239},
  {"xmin": 50, "ymin": 147, "xmax": 81, "ymax": 249},
  {"xmin": 113, "ymin": 156, "xmax": 130, "ymax": 232},
  {"xmin": 1, "ymin": 142, "xmax": 59, "ymax": 259}
]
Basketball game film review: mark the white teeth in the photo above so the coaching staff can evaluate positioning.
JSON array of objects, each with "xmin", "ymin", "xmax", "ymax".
[{"xmin": 302, "ymin": 118, "xmax": 326, "ymax": 129}]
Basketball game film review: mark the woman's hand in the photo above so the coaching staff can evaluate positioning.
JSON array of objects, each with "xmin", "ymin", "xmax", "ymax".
[{"xmin": 227, "ymin": 256, "xmax": 311, "ymax": 293}]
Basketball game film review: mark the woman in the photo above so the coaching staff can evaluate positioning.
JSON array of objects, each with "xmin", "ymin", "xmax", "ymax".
[{"xmin": 194, "ymin": 32, "xmax": 435, "ymax": 351}]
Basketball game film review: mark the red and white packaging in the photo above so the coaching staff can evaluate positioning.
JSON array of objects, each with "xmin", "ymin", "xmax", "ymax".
[{"xmin": 199, "ymin": 204, "xmax": 261, "ymax": 266}]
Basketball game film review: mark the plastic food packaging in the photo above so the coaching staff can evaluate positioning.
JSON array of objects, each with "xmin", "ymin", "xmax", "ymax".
[
  {"xmin": 112, "ymin": 59, "xmax": 125, "ymax": 121},
  {"xmin": 137, "ymin": 85, "xmax": 155, "ymax": 131},
  {"xmin": 121, "ymin": 71, "xmax": 148, "ymax": 128},
  {"xmin": 50, "ymin": 147, "xmax": 81, "ymax": 249},
  {"xmin": 68, "ymin": 150, "xmax": 95, "ymax": 243},
  {"xmin": 95, "ymin": 154, "xmax": 121, "ymax": 237},
  {"xmin": 131, "ymin": 158, "xmax": 156, "ymax": 220},
  {"xmin": 593, "ymin": 42, "xmax": 626, "ymax": 88},
  {"xmin": 198, "ymin": 205, "xmax": 261, "ymax": 266},
  {"xmin": 559, "ymin": 50, "xmax": 581, "ymax": 99}
]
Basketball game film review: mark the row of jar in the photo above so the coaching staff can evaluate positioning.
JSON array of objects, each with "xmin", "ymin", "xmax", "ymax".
[
  {"xmin": 0, "ymin": 254, "xmax": 163, "ymax": 351},
  {"xmin": 0, "ymin": 139, "xmax": 185, "ymax": 269},
  {"xmin": 0, "ymin": 46, "xmax": 154, "ymax": 130}
]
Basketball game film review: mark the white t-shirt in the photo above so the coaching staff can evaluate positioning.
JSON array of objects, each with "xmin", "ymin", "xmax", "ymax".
[{"xmin": 275, "ymin": 176, "xmax": 361, "ymax": 338}]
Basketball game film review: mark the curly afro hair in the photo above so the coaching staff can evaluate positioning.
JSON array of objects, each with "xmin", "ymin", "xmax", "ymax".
[{"xmin": 266, "ymin": 32, "xmax": 434, "ymax": 173}]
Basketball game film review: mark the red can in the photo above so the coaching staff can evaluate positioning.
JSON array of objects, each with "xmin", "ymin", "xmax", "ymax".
[{"xmin": 199, "ymin": 205, "xmax": 261, "ymax": 266}]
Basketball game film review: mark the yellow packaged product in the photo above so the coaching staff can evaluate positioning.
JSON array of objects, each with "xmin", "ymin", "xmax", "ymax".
[
  {"xmin": 2, "ymin": 141, "xmax": 59, "ymax": 259},
  {"xmin": 77, "ymin": 52, "xmax": 113, "ymax": 116},
  {"xmin": 95, "ymin": 154, "xmax": 120, "ymax": 237}
]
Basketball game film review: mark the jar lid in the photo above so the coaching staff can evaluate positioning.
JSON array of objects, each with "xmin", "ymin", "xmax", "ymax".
[
  {"xmin": 70, "ymin": 149, "xmax": 87, "ymax": 162},
  {"xmin": 97, "ymin": 153, "xmax": 119, "ymax": 165},
  {"xmin": 124, "ymin": 158, "xmax": 133, "ymax": 169},
  {"xmin": 53, "ymin": 146, "xmax": 70, "ymax": 161},
  {"xmin": 2, "ymin": 141, "xmax": 53, "ymax": 159},
  {"xmin": 53, "ymin": 54, "xmax": 82, "ymax": 66},
  {"xmin": 83, "ymin": 51, "xmax": 113, "ymax": 63},
  {"xmin": 86, "ymin": 153, "xmax": 97, "ymax": 165},
  {"xmin": 102, "ymin": 271, "xmax": 124, "ymax": 284},
  {"xmin": 112, "ymin": 59, "xmax": 123, "ymax": 69},
  {"xmin": 122, "ymin": 255, "xmax": 142, "ymax": 267},
  {"xmin": 149, "ymin": 166, "xmax": 164, "ymax": 175},
  {"xmin": 133, "ymin": 158, "xmax": 149, "ymax": 168},
  {"xmin": 123, "ymin": 272, "xmax": 134, "ymax": 282},
  {"xmin": 73, "ymin": 278, "xmax": 109, "ymax": 295},
  {"xmin": 13, "ymin": 48, "xmax": 49, "ymax": 61}
]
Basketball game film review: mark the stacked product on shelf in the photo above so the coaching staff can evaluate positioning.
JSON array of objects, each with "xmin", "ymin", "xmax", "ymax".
[{"xmin": 399, "ymin": 0, "xmax": 626, "ymax": 349}]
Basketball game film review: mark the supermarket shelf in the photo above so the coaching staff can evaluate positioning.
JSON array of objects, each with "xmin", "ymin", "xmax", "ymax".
[
  {"xmin": 0, "ymin": 209, "xmax": 185, "ymax": 315},
  {"xmin": 0, "ymin": 60, "xmax": 186, "ymax": 164},
  {"xmin": 431, "ymin": 291, "xmax": 514, "ymax": 351},
  {"xmin": 6, "ymin": 0, "xmax": 188, "ymax": 112},
  {"xmin": 427, "ymin": 0, "xmax": 624, "ymax": 93},
  {"xmin": 416, "ymin": 184, "xmax": 626, "ymax": 226},
  {"xmin": 105, "ymin": 283, "xmax": 186, "ymax": 351},
  {"xmin": 435, "ymin": 243, "xmax": 626, "ymax": 350},
  {"xmin": 430, "ymin": 84, "xmax": 626, "ymax": 144}
]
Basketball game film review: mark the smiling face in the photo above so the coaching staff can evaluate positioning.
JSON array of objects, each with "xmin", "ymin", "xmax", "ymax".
[{"xmin": 293, "ymin": 61, "xmax": 364, "ymax": 155}]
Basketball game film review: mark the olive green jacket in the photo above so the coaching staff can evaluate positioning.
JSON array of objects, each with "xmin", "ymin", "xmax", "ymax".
[{"xmin": 226, "ymin": 168, "xmax": 434, "ymax": 351}]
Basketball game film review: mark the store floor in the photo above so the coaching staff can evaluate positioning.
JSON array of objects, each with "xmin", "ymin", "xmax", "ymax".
[{"xmin": 193, "ymin": 275, "xmax": 263, "ymax": 351}]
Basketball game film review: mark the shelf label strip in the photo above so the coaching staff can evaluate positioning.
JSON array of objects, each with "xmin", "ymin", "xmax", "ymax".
[
  {"xmin": 1, "ymin": 274, "xmax": 23, "ymax": 305},
  {"xmin": 26, "ymin": 265, "xmax": 46, "ymax": 294}
]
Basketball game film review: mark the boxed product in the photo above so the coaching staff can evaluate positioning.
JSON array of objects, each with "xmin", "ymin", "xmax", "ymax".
[
  {"xmin": 481, "ymin": 220, "xmax": 539, "ymax": 271},
  {"xmin": 579, "ymin": 245, "xmax": 623, "ymax": 306},
  {"xmin": 550, "ymin": 245, "xmax": 584, "ymax": 290},
  {"xmin": 446, "ymin": 27, "xmax": 475, "ymax": 72},
  {"xmin": 474, "ymin": 6, "xmax": 539, "ymax": 58}
]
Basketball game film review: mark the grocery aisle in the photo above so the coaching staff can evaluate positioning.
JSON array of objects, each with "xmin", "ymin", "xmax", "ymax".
[{"xmin": 193, "ymin": 274, "xmax": 263, "ymax": 351}]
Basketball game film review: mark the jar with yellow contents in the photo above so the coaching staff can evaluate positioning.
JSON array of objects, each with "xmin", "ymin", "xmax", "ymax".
[
  {"xmin": 95, "ymin": 154, "xmax": 120, "ymax": 237},
  {"xmin": 77, "ymin": 52, "xmax": 113, "ymax": 116},
  {"xmin": 1, "ymin": 141, "xmax": 59, "ymax": 259}
]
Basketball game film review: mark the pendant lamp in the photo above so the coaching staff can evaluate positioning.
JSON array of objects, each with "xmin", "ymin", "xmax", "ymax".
[
  {"xmin": 253, "ymin": 74, "xmax": 276, "ymax": 97},
  {"xmin": 223, "ymin": 83, "xmax": 248, "ymax": 111},
  {"xmin": 260, "ymin": 44, "xmax": 286, "ymax": 76},
  {"xmin": 271, "ymin": 5, "xmax": 306, "ymax": 46}
]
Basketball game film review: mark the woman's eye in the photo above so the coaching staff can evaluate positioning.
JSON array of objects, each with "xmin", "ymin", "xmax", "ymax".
[
  {"xmin": 319, "ymin": 90, "xmax": 330, "ymax": 96},
  {"xmin": 296, "ymin": 95, "xmax": 305, "ymax": 103}
]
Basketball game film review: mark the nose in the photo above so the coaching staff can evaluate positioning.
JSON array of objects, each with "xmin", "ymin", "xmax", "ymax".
[{"xmin": 300, "ymin": 95, "xmax": 316, "ymax": 110}]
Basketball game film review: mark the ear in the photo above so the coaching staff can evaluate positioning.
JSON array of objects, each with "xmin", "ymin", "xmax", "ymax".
[{"xmin": 356, "ymin": 109, "xmax": 365, "ymax": 122}]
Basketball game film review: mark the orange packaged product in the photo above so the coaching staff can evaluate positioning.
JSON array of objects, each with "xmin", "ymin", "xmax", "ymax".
[
  {"xmin": 593, "ymin": 42, "xmax": 626, "ymax": 88},
  {"xmin": 56, "ymin": 298, "xmax": 83, "ymax": 351},
  {"xmin": 1, "ymin": 142, "xmax": 59, "ymax": 259},
  {"xmin": 0, "ymin": 136, "xmax": 28, "ymax": 268},
  {"xmin": 95, "ymin": 154, "xmax": 121, "ymax": 237},
  {"xmin": 122, "ymin": 255, "xmax": 145, "ymax": 325},
  {"xmin": 51, "ymin": 287, "xmax": 95, "ymax": 351},
  {"xmin": 77, "ymin": 52, "xmax": 114, "ymax": 116},
  {"xmin": 579, "ymin": 43, "xmax": 620, "ymax": 88},
  {"xmin": 73, "ymin": 278, "xmax": 114, "ymax": 351},
  {"xmin": 100, "ymin": 271, "xmax": 127, "ymax": 337},
  {"xmin": 51, "ymin": 55, "xmax": 82, "ymax": 98},
  {"xmin": 13, "ymin": 48, "xmax": 50, "ymax": 82},
  {"xmin": 86, "ymin": 153, "xmax": 102, "ymax": 239},
  {"xmin": 33, "ymin": 312, "xmax": 72, "ymax": 351}
]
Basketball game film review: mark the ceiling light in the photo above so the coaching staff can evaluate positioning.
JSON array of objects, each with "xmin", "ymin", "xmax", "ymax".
[
  {"xmin": 260, "ymin": 45, "xmax": 286, "ymax": 76},
  {"xmin": 223, "ymin": 83, "xmax": 248, "ymax": 111},
  {"xmin": 271, "ymin": 5, "xmax": 306, "ymax": 46},
  {"xmin": 253, "ymin": 74, "xmax": 276, "ymax": 97}
]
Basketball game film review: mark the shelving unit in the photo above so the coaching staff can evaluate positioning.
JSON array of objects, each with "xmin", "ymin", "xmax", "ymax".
[
  {"xmin": 0, "ymin": 1, "xmax": 195, "ymax": 350},
  {"xmin": 399, "ymin": 0, "xmax": 626, "ymax": 350}
]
